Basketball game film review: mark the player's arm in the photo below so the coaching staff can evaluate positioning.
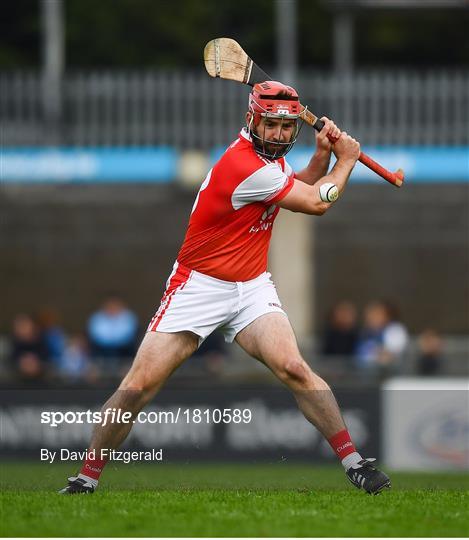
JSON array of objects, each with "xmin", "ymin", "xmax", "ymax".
[
  {"xmin": 277, "ymin": 132, "xmax": 360, "ymax": 216},
  {"xmin": 295, "ymin": 117, "xmax": 341, "ymax": 186}
]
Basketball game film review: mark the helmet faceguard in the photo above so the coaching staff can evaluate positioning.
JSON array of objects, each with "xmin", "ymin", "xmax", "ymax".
[{"xmin": 247, "ymin": 80, "xmax": 304, "ymax": 160}]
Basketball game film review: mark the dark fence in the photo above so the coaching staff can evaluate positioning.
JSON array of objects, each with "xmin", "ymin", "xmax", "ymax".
[{"xmin": 1, "ymin": 70, "xmax": 468, "ymax": 147}]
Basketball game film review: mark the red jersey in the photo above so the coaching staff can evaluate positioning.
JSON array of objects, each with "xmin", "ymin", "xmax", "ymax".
[{"xmin": 177, "ymin": 129, "xmax": 295, "ymax": 281}]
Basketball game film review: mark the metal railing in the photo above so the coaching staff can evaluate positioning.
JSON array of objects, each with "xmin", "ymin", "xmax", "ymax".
[{"xmin": 1, "ymin": 70, "xmax": 468, "ymax": 148}]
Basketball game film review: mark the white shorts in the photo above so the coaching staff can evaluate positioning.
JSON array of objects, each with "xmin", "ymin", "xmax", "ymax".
[{"xmin": 147, "ymin": 261, "xmax": 286, "ymax": 344}]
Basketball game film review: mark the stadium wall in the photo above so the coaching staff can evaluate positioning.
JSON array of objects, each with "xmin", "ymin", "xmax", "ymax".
[
  {"xmin": 2, "ymin": 379, "xmax": 467, "ymax": 470},
  {"xmin": 1, "ymin": 385, "xmax": 380, "ymax": 462},
  {"xmin": 1, "ymin": 182, "xmax": 467, "ymax": 334}
]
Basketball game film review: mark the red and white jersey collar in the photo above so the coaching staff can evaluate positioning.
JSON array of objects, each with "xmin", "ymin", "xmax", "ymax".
[{"xmin": 240, "ymin": 127, "xmax": 252, "ymax": 142}]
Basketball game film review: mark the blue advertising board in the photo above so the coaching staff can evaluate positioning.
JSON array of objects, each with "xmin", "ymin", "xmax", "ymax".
[
  {"xmin": 1, "ymin": 146, "xmax": 467, "ymax": 183},
  {"xmin": 1, "ymin": 147, "xmax": 178, "ymax": 183},
  {"xmin": 212, "ymin": 146, "xmax": 469, "ymax": 183}
]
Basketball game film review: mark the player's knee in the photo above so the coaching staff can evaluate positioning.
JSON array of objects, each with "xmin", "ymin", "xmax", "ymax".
[
  {"xmin": 116, "ymin": 381, "xmax": 154, "ymax": 416},
  {"xmin": 281, "ymin": 358, "xmax": 313, "ymax": 387},
  {"xmin": 119, "ymin": 365, "xmax": 156, "ymax": 398}
]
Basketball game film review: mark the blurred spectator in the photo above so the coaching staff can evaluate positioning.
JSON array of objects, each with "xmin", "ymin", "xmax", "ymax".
[
  {"xmin": 37, "ymin": 307, "xmax": 67, "ymax": 366},
  {"xmin": 10, "ymin": 314, "xmax": 48, "ymax": 382},
  {"xmin": 56, "ymin": 334, "xmax": 98, "ymax": 383},
  {"xmin": 322, "ymin": 301, "xmax": 359, "ymax": 358},
  {"xmin": 87, "ymin": 295, "xmax": 139, "ymax": 366},
  {"xmin": 416, "ymin": 329, "xmax": 444, "ymax": 376},
  {"xmin": 355, "ymin": 301, "xmax": 409, "ymax": 375}
]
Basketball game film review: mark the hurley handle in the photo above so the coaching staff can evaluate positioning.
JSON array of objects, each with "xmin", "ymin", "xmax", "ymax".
[{"xmin": 300, "ymin": 108, "xmax": 404, "ymax": 188}]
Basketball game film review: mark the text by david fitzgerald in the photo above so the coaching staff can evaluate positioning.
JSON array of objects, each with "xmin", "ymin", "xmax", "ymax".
[{"xmin": 40, "ymin": 448, "xmax": 163, "ymax": 464}]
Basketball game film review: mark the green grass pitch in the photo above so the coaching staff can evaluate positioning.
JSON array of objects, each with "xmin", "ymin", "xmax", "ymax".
[{"xmin": 1, "ymin": 462, "xmax": 467, "ymax": 537}]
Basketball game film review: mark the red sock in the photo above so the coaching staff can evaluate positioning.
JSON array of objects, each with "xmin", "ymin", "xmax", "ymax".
[
  {"xmin": 80, "ymin": 452, "xmax": 107, "ymax": 481},
  {"xmin": 327, "ymin": 429, "xmax": 357, "ymax": 460}
]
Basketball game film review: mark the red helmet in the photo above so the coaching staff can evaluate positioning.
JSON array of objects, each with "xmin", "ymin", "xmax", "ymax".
[
  {"xmin": 247, "ymin": 81, "xmax": 303, "ymax": 159},
  {"xmin": 249, "ymin": 81, "xmax": 301, "ymax": 118}
]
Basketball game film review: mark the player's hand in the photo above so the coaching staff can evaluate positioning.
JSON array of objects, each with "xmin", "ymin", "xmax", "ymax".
[
  {"xmin": 332, "ymin": 131, "xmax": 360, "ymax": 163},
  {"xmin": 316, "ymin": 117, "xmax": 341, "ymax": 153}
]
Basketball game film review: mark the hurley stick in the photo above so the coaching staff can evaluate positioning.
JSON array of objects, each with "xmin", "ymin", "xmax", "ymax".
[{"xmin": 204, "ymin": 38, "xmax": 404, "ymax": 187}]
